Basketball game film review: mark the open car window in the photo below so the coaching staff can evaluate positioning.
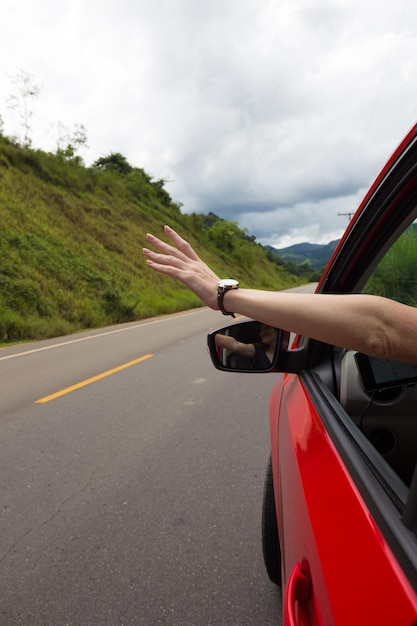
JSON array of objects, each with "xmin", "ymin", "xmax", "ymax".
[
  {"xmin": 333, "ymin": 221, "xmax": 417, "ymax": 491},
  {"xmin": 326, "ymin": 218, "xmax": 417, "ymax": 573}
]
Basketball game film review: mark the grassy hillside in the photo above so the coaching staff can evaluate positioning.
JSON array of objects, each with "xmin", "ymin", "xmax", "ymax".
[{"xmin": 0, "ymin": 135, "xmax": 305, "ymax": 343}]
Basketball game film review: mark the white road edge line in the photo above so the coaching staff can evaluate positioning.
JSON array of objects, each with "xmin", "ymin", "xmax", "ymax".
[{"xmin": 0, "ymin": 310, "xmax": 200, "ymax": 361}]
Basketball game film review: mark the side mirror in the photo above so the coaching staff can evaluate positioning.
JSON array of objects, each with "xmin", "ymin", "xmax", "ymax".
[{"xmin": 207, "ymin": 320, "xmax": 290, "ymax": 373}]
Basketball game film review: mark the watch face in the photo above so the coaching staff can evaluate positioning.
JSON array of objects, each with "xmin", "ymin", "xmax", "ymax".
[{"xmin": 218, "ymin": 279, "xmax": 239, "ymax": 288}]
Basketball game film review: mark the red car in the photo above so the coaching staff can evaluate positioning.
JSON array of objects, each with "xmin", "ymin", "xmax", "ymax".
[{"xmin": 208, "ymin": 124, "xmax": 417, "ymax": 625}]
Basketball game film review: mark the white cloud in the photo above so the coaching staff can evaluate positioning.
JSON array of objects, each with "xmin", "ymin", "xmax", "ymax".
[{"xmin": 1, "ymin": 0, "xmax": 416, "ymax": 247}]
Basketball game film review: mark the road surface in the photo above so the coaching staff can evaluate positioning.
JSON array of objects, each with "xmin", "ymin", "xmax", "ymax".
[{"xmin": 0, "ymin": 306, "xmax": 286, "ymax": 625}]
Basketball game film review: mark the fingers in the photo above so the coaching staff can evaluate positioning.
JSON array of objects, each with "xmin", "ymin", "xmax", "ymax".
[
  {"xmin": 144, "ymin": 232, "xmax": 187, "ymax": 263},
  {"xmin": 146, "ymin": 226, "xmax": 200, "ymax": 261},
  {"xmin": 143, "ymin": 226, "xmax": 220, "ymax": 310},
  {"xmin": 143, "ymin": 257, "xmax": 183, "ymax": 280},
  {"xmin": 143, "ymin": 246, "xmax": 187, "ymax": 271},
  {"xmin": 143, "ymin": 226, "xmax": 198, "ymax": 280},
  {"xmin": 145, "ymin": 232, "xmax": 177, "ymax": 257},
  {"xmin": 144, "ymin": 225, "xmax": 202, "ymax": 268},
  {"xmin": 163, "ymin": 225, "xmax": 201, "ymax": 262}
]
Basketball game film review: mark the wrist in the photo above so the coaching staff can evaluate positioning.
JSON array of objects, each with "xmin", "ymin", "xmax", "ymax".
[{"xmin": 217, "ymin": 279, "xmax": 239, "ymax": 317}]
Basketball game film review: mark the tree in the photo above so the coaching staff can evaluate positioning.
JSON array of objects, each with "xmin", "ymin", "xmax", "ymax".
[
  {"xmin": 151, "ymin": 177, "xmax": 173, "ymax": 206},
  {"xmin": 208, "ymin": 219, "xmax": 242, "ymax": 251},
  {"xmin": 203, "ymin": 212, "xmax": 222, "ymax": 228},
  {"xmin": 93, "ymin": 152, "xmax": 133, "ymax": 174},
  {"xmin": 56, "ymin": 122, "xmax": 88, "ymax": 164},
  {"xmin": 7, "ymin": 69, "xmax": 40, "ymax": 147}
]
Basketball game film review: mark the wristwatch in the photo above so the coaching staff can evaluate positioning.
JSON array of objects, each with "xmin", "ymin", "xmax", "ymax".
[{"xmin": 217, "ymin": 279, "xmax": 239, "ymax": 317}]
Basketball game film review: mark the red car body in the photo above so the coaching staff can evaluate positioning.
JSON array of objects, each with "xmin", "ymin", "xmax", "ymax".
[
  {"xmin": 209, "ymin": 124, "xmax": 417, "ymax": 624},
  {"xmin": 270, "ymin": 375, "xmax": 417, "ymax": 625}
]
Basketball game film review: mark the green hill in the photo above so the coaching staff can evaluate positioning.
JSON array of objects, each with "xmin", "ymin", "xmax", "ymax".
[
  {"xmin": 0, "ymin": 135, "xmax": 306, "ymax": 343},
  {"xmin": 266, "ymin": 240, "xmax": 339, "ymax": 270}
]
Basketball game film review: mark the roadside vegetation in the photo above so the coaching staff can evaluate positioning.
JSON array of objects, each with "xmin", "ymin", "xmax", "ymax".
[
  {"xmin": 0, "ymin": 133, "xmax": 312, "ymax": 343},
  {"xmin": 363, "ymin": 225, "xmax": 417, "ymax": 305}
]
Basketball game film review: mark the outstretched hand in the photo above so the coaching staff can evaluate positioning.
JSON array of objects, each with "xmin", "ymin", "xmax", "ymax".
[{"xmin": 143, "ymin": 225, "xmax": 220, "ymax": 310}]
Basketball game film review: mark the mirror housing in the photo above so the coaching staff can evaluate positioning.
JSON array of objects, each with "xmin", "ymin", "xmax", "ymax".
[{"xmin": 207, "ymin": 319, "xmax": 305, "ymax": 373}]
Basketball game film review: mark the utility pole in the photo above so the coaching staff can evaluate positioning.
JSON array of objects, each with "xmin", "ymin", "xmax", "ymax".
[{"xmin": 338, "ymin": 212, "xmax": 354, "ymax": 222}]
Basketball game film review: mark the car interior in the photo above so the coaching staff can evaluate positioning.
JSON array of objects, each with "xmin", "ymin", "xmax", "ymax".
[{"xmin": 331, "ymin": 347, "xmax": 417, "ymax": 487}]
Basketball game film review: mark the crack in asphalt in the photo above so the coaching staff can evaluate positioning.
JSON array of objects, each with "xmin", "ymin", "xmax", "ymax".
[{"xmin": 0, "ymin": 447, "xmax": 122, "ymax": 564}]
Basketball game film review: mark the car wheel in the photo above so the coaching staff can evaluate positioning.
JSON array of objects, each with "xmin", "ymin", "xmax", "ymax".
[{"xmin": 262, "ymin": 454, "xmax": 282, "ymax": 585}]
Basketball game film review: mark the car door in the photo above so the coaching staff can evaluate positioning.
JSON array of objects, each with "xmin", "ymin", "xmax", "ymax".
[
  {"xmin": 275, "ymin": 370, "xmax": 417, "ymax": 625},
  {"xmin": 273, "ymin": 124, "xmax": 417, "ymax": 625}
]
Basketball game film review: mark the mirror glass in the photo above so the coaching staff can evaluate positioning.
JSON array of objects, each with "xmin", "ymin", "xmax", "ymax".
[{"xmin": 208, "ymin": 321, "xmax": 284, "ymax": 372}]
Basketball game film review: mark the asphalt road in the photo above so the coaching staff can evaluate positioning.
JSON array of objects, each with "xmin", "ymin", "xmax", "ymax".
[{"xmin": 0, "ymin": 307, "xmax": 283, "ymax": 625}]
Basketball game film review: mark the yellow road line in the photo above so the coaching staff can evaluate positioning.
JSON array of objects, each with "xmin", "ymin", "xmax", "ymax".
[{"xmin": 35, "ymin": 354, "xmax": 154, "ymax": 403}]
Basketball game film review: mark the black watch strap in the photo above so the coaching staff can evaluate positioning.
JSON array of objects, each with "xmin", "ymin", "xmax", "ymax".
[{"xmin": 217, "ymin": 280, "xmax": 239, "ymax": 317}]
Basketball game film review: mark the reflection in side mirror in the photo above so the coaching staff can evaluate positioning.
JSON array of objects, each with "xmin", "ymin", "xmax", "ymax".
[{"xmin": 207, "ymin": 320, "xmax": 290, "ymax": 373}]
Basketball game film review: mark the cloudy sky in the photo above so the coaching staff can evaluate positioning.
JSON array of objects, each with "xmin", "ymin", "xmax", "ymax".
[{"xmin": 1, "ymin": 0, "xmax": 416, "ymax": 248}]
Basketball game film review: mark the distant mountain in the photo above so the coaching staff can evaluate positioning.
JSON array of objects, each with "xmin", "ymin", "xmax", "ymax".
[{"xmin": 266, "ymin": 240, "xmax": 339, "ymax": 270}]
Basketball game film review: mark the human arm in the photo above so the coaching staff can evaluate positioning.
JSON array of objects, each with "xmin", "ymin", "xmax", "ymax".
[
  {"xmin": 215, "ymin": 333, "xmax": 256, "ymax": 359},
  {"xmin": 143, "ymin": 226, "xmax": 417, "ymax": 363}
]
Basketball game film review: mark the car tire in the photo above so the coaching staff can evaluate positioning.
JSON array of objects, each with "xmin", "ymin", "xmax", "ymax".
[{"xmin": 262, "ymin": 454, "xmax": 282, "ymax": 585}]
